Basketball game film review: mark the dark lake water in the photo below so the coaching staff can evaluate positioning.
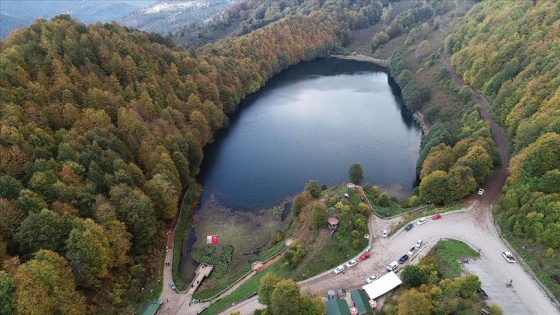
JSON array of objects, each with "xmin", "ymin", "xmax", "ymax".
[{"xmin": 199, "ymin": 58, "xmax": 422, "ymax": 209}]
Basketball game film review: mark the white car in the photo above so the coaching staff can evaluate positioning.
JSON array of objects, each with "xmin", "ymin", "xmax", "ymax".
[
  {"xmin": 366, "ymin": 275, "xmax": 378, "ymax": 284},
  {"xmin": 478, "ymin": 188, "xmax": 484, "ymax": 195},
  {"xmin": 333, "ymin": 265, "xmax": 345, "ymax": 274},
  {"xmin": 502, "ymin": 251, "xmax": 516, "ymax": 263},
  {"xmin": 382, "ymin": 229, "xmax": 388, "ymax": 237},
  {"xmin": 416, "ymin": 240, "xmax": 423, "ymax": 248},
  {"xmin": 346, "ymin": 259, "xmax": 357, "ymax": 268},
  {"xmin": 386, "ymin": 261, "xmax": 398, "ymax": 271},
  {"xmin": 416, "ymin": 218, "xmax": 427, "ymax": 225},
  {"xmin": 407, "ymin": 246, "xmax": 417, "ymax": 256},
  {"xmin": 364, "ymin": 245, "xmax": 372, "ymax": 252}
]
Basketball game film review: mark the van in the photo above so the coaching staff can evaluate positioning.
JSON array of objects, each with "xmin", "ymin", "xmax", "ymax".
[{"xmin": 386, "ymin": 261, "xmax": 398, "ymax": 271}]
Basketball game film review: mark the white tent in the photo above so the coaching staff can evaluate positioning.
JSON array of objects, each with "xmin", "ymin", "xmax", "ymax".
[{"xmin": 362, "ymin": 271, "xmax": 402, "ymax": 300}]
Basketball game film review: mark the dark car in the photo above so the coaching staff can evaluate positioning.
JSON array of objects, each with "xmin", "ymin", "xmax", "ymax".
[
  {"xmin": 476, "ymin": 287, "xmax": 488, "ymax": 299},
  {"xmin": 398, "ymin": 254, "xmax": 409, "ymax": 264},
  {"xmin": 405, "ymin": 223, "xmax": 414, "ymax": 231}
]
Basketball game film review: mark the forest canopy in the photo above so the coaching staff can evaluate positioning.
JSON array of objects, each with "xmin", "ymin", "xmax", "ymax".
[{"xmin": 0, "ymin": 1, "xmax": 389, "ymax": 313}]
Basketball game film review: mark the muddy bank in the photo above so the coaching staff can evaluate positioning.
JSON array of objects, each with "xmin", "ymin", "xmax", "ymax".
[{"xmin": 179, "ymin": 194, "xmax": 290, "ymax": 284}]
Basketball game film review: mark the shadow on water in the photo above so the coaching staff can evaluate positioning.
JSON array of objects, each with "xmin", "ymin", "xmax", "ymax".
[
  {"xmin": 387, "ymin": 75, "xmax": 417, "ymax": 129},
  {"xmin": 179, "ymin": 228, "xmax": 198, "ymax": 284}
]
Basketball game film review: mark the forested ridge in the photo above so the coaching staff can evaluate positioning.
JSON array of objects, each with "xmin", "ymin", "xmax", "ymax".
[
  {"xmin": 0, "ymin": 1, "xmax": 389, "ymax": 313},
  {"xmin": 446, "ymin": 0, "xmax": 560, "ymax": 252}
]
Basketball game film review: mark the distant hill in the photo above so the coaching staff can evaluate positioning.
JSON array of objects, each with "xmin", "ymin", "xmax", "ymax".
[
  {"xmin": 120, "ymin": 0, "xmax": 241, "ymax": 35},
  {"xmin": 0, "ymin": 0, "xmax": 157, "ymax": 39}
]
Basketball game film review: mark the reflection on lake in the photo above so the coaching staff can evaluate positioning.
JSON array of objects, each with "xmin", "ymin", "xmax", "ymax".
[{"xmin": 200, "ymin": 58, "xmax": 421, "ymax": 208}]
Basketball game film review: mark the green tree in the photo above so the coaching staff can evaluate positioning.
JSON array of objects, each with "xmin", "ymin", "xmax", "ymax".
[
  {"xmin": 456, "ymin": 274, "xmax": 480, "ymax": 299},
  {"xmin": 15, "ymin": 189, "xmax": 48, "ymax": 213},
  {"xmin": 397, "ymin": 288, "xmax": 432, "ymax": 315},
  {"xmin": 0, "ymin": 271, "xmax": 16, "ymax": 315},
  {"xmin": 270, "ymin": 279, "xmax": 305, "ymax": 315},
  {"xmin": 291, "ymin": 193, "xmax": 308, "ymax": 220},
  {"xmin": 302, "ymin": 294, "xmax": 326, "ymax": 315},
  {"xmin": 304, "ymin": 180, "xmax": 321, "ymax": 199},
  {"xmin": 401, "ymin": 265, "xmax": 427, "ymax": 288},
  {"xmin": 145, "ymin": 173, "xmax": 178, "ymax": 221},
  {"xmin": 65, "ymin": 218, "xmax": 112, "ymax": 289},
  {"xmin": 456, "ymin": 145, "xmax": 493, "ymax": 185},
  {"xmin": 419, "ymin": 170, "xmax": 450, "ymax": 205},
  {"xmin": 109, "ymin": 184, "xmax": 156, "ymax": 254},
  {"xmin": 310, "ymin": 203, "xmax": 328, "ymax": 230},
  {"xmin": 13, "ymin": 250, "xmax": 87, "ymax": 315},
  {"xmin": 0, "ymin": 176, "xmax": 23, "ymax": 200},
  {"xmin": 258, "ymin": 273, "xmax": 281, "ymax": 306},
  {"xmin": 378, "ymin": 192, "xmax": 390, "ymax": 207},
  {"xmin": 348, "ymin": 163, "xmax": 364, "ymax": 185},
  {"xmin": 0, "ymin": 199, "xmax": 25, "ymax": 250},
  {"xmin": 15, "ymin": 209, "xmax": 71, "ymax": 259}
]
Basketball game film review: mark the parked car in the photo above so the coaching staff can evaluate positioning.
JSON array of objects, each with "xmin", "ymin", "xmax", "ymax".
[
  {"xmin": 478, "ymin": 188, "xmax": 484, "ymax": 195},
  {"xmin": 366, "ymin": 275, "xmax": 378, "ymax": 284},
  {"xmin": 398, "ymin": 254, "xmax": 409, "ymax": 264},
  {"xmin": 416, "ymin": 240, "xmax": 423, "ymax": 248},
  {"xmin": 359, "ymin": 253, "xmax": 370, "ymax": 261},
  {"xmin": 502, "ymin": 251, "xmax": 516, "ymax": 263},
  {"xmin": 431, "ymin": 213, "xmax": 442, "ymax": 220},
  {"xmin": 407, "ymin": 246, "xmax": 417, "ymax": 256},
  {"xmin": 416, "ymin": 217, "xmax": 427, "ymax": 225},
  {"xmin": 477, "ymin": 287, "xmax": 488, "ymax": 299},
  {"xmin": 386, "ymin": 261, "xmax": 398, "ymax": 271},
  {"xmin": 364, "ymin": 245, "xmax": 372, "ymax": 252},
  {"xmin": 333, "ymin": 265, "xmax": 345, "ymax": 274},
  {"xmin": 346, "ymin": 259, "xmax": 357, "ymax": 268},
  {"xmin": 405, "ymin": 223, "xmax": 414, "ymax": 231},
  {"xmin": 382, "ymin": 229, "xmax": 388, "ymax": 237}
]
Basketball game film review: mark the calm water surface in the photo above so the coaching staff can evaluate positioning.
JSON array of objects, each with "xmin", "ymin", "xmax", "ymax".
[{"xmin": 199, "ymin": 59, "xmax": 421, "ymax": 209}]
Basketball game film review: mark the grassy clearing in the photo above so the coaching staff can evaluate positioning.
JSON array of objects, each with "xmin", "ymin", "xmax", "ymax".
[
  {"xmin": 432, "ymin": 239, "xmax": 479, "ymax": 279},
  {"xmin": 294, "ymin": 234, "xmax": 364, "ymax": 282},
  {"xmin": 256, "ymin": 240, "xmax": 287, "ymax": 263}
]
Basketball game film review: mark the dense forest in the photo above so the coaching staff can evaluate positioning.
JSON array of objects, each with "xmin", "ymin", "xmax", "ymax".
[
  {"xmin": 445, "ymin": 0, "xmax": 560, "ymax": 250},
  {"xmin": 0, "ymin": 1, "xmax": 391, "ymax": 313},
  {"xmin": 1, "ymin": 0, "xmax": 559, "ymax": 313}
]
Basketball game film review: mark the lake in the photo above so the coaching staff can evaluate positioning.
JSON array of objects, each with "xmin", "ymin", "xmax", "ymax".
[
  {"xmin": 180, "ymin": 58, "xmax": 422, "ymax": 284},
  {"xmin": 199, "ymin": 58, "xmax": 422, "ymax": 208}
]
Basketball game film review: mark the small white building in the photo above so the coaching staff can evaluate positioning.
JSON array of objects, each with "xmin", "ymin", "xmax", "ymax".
[{"xmin": 362, "ymin": 271, "xmax": 402, "ymax": 300}]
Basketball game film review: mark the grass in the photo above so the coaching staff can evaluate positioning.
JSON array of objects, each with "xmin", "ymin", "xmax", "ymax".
[
  {"xmin": 432, "ymin": 239, "xmax": 479, "ymax": 279},
  {"xmin": 294, "ymin": 236, "xmax": 364, "ymax": 282},
  {"xmin": 192, "ymin": 221, "xmax": 299, "ymax": 300},
  {"xmin": 200, "ymin": 261, "xmax": 289, "ymax": 315},
  {"xmin": 172, "ymin": 179, "xmax": 199, "ymax": 291},
  {"xmin": 256, "ymin": 240, "xmax": 287, "ymax": 262}
]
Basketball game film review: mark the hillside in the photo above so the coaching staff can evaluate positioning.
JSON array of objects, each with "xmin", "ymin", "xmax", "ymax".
[
  {"xmin": 120, "ymin": 0, "xmax": 242, "ymax": 35},
  {"xmin": 0, "ymin": 0, "xmax": 157, "ymax": 39},
  {"xmin": 0, "ymin": 2, "xmax": 381, "ymax": 312},
  {"xmin": 1, "ymin": 0, "xmax": 559, "ymax": 313},
  {"xmin": 446, "ymin": 0, "xmax": 560, "ymax": 296}
]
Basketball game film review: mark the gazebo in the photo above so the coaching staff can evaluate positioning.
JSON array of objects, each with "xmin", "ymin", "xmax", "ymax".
[{"xmin": 327, "ymin": 217, "xmax": 339, "ymax": 233}]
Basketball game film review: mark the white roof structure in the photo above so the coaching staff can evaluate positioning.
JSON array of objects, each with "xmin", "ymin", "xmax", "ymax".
[{"xmin": 362, "ymin": 271, "xmax": 402, "ymax": 300}]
